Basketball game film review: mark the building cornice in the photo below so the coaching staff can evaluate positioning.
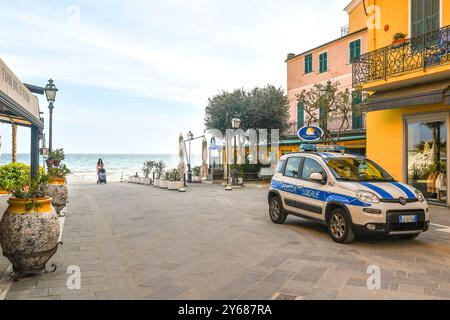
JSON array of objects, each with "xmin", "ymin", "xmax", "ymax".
[{"xmin": 344, "ymin": 0, "xmax": 363, "ymax": 13}]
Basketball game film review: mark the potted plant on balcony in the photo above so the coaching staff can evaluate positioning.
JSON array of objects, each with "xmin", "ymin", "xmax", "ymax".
[
  {"xmin": 46, "ymin": 148, "xmax": 65, "ymax": 168},
  {"xmin": 392, "ymin": 32, "xmax": 408, "ymax": 48},
  {"xmin": 168, "ymin": 169, "xmax": 183, "ymax": 191},
  {"xmin": 46, "ymin": 164, "xmax": 71, "ymax": 216},
  {"xmin": 0, "ymin": 165, "xmax": 60, "ymax": 278}
]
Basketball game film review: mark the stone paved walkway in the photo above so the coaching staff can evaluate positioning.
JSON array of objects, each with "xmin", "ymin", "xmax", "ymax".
[{"xmin": 2, "ymin": 182, "xmax": 450, "ymax": 300}]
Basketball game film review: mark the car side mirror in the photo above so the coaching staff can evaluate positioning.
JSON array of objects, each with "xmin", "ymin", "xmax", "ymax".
[{"xmin": 309, "ymin": 172, "xmax": 326, "ymax": 184}]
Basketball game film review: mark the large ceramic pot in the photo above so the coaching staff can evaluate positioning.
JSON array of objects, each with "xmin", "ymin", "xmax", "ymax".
[
  {"xmin": 45, "ymin": 177, "xmax": 68, "ymax": 215},
  {"xmin": 0, "ymin": 197, "xmax": 60, "ymax": 277}
]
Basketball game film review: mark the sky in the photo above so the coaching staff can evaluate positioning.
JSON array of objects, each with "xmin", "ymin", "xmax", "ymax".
[{"xmin": 0, "ymin": 0, "xmax": 350, "ymax": 154}]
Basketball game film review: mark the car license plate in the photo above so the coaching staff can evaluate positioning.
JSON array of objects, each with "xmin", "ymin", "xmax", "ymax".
[{"xmin": 399, "ymin": 215, "xmax": 417, "ymax": 223}]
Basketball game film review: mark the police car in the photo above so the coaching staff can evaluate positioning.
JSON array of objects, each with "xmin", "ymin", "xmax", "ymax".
[{"xmin": 268, "ymin": 145, "xmax": 430, "ymax": 244}]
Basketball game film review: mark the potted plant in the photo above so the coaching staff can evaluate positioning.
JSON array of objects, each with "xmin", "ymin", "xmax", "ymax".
[
  {"xmin": 0, "ymin": 165, "xmax": 60, "ymax": 278},
  {"xmin": 46, "ymin": 164, "xmax": 71, "ymax": 215},
  {"xmin": 154, "ymin": 161, "xmax": 166, "ymax": 188},
  {"xmin": 392, "ymin": 32, "xmax": 408, "ymax": 48},
  {"xmin": 46, "ymin": 148, "xmax": 65, "ymax": 168},
  {"xmin": 142, "ymin": 161, "xmax": 156, "ymax": 186},
  {"xmin": 192, "ymin": 166, "xmax": 202, "ymax": 183},
  {"xmin": 168, "ymin": 169, "xmax": 183, "ymax": 190},
  {"xmin": 160, "ymin": 172, "xmax": 169, "ymax": 189}
]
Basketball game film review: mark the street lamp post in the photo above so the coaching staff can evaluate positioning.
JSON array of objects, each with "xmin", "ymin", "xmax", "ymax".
[
  {"xmin": 187, "ymin": 131, "xmax": 194, "ymax": 183},
  {"xmin": 231, "ymin": 117, "xmax": 241, "ymax": 186},
  {"xmin": 44, "ymin": 79, "xmax": 58, "ymax": 152}
]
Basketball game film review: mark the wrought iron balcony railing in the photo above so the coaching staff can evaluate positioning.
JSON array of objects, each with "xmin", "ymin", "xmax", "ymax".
[{"xmin": 353, "ymin": 25, "xmax": 450, "ymax": 86}]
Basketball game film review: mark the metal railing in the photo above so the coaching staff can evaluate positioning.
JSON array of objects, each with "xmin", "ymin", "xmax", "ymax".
[{"xmin": 353, "ymin": 25, "xmax": 450, "ymax": 86}]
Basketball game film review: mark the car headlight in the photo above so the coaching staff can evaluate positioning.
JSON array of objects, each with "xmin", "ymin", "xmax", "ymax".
[
  {"xmin": 356, "ymin": 190, "xmax": 380, "ymax": 204},
  {"xmin": 415, "ymin": 189, "xmax": 425, "ymax": 203}
]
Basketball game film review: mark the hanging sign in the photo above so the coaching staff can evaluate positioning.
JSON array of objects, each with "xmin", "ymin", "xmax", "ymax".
[{"xmin": 298, "ymin": 126, "xmax": 324, "ymax": 142}]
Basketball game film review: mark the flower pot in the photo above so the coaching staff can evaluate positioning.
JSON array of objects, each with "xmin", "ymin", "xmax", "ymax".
[
  {"xmin": 143, "ymin": 178, "xmax": 151, "ymax": 185},
  {"xmin": 53, "ymin": 160, "xmax": 61, "ymax": 167},
  {"xmin": 0, "ymin": 197, "xmax": 60, "ymax": 278},
  {"xmin": 168, "ymin": 181, "xmax": 183, "ymax": 190},
  {"xmin": 0, "ymin": 190, "xmax": 10, "ymax": 195},
  {"xmin": 154, "ymin": 179, "xmax": 160, "ymax": 187},
  {"xmin": 392, "ymin": 38, "xmax": 407, "ymax": 48},
  {"xmin": 46, "ymin": 177, "xmax": 68, "ymax": 215},
  {"xmin": 160, "ymin": 180, "xmax": 169, "ymax": 189},
  {"xmin": 46, "ymin": 159, "xmax": 54, "ymax": 169}
]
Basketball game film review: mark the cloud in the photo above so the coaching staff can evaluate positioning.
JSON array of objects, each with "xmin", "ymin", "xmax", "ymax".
[{"xmin": 0, "ymin": 0, "xmax": 351, "ymax": 153}]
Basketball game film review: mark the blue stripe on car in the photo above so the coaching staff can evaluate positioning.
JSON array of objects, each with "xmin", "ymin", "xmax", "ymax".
[
  {"xmin": 391, "ymin": 182, "xmax": 416, "ymax": 199},
  {"xmin": 358, "ymin": 182, "xmax": 394, "ymax": 199},
  {"xmin": 271, "ymin": 180, "xmax": 371, "ymax": 208}
]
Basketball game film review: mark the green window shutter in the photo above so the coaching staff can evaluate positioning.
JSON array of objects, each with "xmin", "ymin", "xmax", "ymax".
[
  {"xmin": 352, "ymin": 92, "xmax": 363, "ymax": 130},
  {"xmin": 319, "ymin": 52, "xmax": 328, "ymax": 73},
  {"xmin": 349, "ymin": 40, "xmax": 361, "ymax": 64},
  {"xmin": 304, "ymin": 54, "xmax": 312, "ymax": 74},
  {"xmin": 297, "ymin": 103, "xmax": 304, "ymax": 128}
]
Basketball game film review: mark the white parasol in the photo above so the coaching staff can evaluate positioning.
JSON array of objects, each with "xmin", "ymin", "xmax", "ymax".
[
  {"xmin": 201, "ymin": 137, "xmax": 209, "ymax": 179},
  {"xmin": 178, "ymin": 133, "xmax": 186, "ymax": 176}
]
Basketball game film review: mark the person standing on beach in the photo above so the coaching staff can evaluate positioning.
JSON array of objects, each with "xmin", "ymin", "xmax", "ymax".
[{"xmin": 97, "ymin": 159, "xmax": 105, "ymax": 173}]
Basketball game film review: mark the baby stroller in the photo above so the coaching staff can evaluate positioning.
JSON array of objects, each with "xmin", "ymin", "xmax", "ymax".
[{"xmin": 97, "ymin": 169, "xmax": 107, "ymax": 184}]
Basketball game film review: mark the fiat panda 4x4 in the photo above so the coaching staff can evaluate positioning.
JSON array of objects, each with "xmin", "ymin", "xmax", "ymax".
[{"xmin": 268, "ymin": 146, "xmax": 430, "ymax": 244}]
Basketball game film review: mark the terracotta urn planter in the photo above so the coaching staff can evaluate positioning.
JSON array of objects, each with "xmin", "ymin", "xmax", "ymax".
[
  {"xmin": 0, "ymin": 197, "xmax": 61, "ymax": 278},
  {"xmin": 392, "ymin": 38, "xmax": 407, "ymax": 48},
  {"xmin": 45, "ymin": 177, "xmax": 68, "ymax": 215}
]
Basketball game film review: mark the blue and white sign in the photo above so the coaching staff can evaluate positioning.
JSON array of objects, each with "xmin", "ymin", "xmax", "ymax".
[{"xmin": 298, "ymin": 126, "xmax": 324, "ymax": 142}]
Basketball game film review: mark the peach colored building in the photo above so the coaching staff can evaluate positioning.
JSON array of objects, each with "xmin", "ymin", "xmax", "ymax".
[{"xmin": 281, "ymin": 2, "xmax": 369, "ymax": 155}]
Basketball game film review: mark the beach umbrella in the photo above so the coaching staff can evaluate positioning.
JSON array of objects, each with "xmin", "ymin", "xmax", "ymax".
[
  {"xmin": 178, "ymin": 133, "xmax": 186, "ymax": 176},
  {"xmin": 201, "ymin": 137, "xmax": 208, "ymax": 179}
]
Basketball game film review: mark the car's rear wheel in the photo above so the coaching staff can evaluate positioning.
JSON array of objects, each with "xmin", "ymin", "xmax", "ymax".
[
  {"xmin": 269, "ymin": 195, "xmax": 287, "ymax": 225},
  {"xmin": 327, "ymin": 207, "xmax": 355, "ymax": 244}
]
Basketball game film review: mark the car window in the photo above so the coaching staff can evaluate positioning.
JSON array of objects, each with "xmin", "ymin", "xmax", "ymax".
[
  {"xmin": 302, "ymin": 158, "xmax": 326, "ymax": 180},
  {"xmin": 284, "ymin": 158, "xmax": 301, "ymax": 179},
  {"xmin": 326, "ymin": 158, "xmax": 394, "ymax": 182},
  {"xmin": 277, "ymin": 160, "xmax": 286, "ymax": 174}
]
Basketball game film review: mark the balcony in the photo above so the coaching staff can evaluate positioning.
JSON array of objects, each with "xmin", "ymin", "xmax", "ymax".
[{"xmin": 353, "ymin": 25, "xmax": 450, "ymax": 90}]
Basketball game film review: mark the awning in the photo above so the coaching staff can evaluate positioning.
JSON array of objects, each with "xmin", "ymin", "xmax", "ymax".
[
  {"xmin": 364, "ymin": 80, "xmax": 450, "ymax": 112},
  {"xmin": 0, "ymin": 58, "xmax": 43, "ymax": 128}
]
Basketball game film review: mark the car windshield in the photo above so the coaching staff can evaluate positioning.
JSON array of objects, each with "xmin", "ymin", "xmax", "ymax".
[{"xmin": 326, "ymin": 157, "xmax": 395, "ymax": 182}]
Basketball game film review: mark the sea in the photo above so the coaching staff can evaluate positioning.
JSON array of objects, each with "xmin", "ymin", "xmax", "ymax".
[{"xmin": 0, "ymin": 154, "xmax": 203, "ymax": 182}]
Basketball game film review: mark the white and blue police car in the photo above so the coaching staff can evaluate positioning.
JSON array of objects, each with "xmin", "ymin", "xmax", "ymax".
[{"xmin": 268, "ymin": 145, "xmax": 430, "ymax": 244}]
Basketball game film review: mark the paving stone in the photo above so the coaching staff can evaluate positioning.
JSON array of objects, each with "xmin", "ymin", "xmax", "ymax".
[
  {"xmin": 293, "ymin": 266, "xmax": 326, "ymax": 282},
  {"xmin": 263, "ymin": 270, "xmax": 295, "ymax": 284},
  {"xmin": 259, "ymin": 252, "xmax": 292, "ymax": 268},
  {"xmin": 304, "ymin": 288, "xmax": 339, "ymax": 300}
]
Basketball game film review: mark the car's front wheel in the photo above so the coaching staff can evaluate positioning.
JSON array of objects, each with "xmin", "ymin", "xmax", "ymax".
[
  {"xmin": 269, "ymin": 195, "xmax": 287, "ymax": 225},
  {"xmin": 327, "ymin": 207, "xmax": 355, "ymax": 244}
]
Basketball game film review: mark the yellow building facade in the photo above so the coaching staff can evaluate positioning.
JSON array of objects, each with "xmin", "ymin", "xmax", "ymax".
[{"xmin": 350, "ymin": 0, "xmax": 450, "ymax": 205}]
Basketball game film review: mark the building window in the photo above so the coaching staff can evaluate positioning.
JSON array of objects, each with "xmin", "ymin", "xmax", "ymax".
[
  {"xmin": 297, "ymin": 102, "xmax": 304, "ymax": 129},
  {"xmin": 319, "ymin": 52, "xmax": 328, "ymax": 73},
  {"xmin": 349, "ymin": 39, "xmax": 361, "ymax": 64},
  {"xmin": 411, "ymin": 0, "xmax": 440, "ymax": 38},
  {"xmin": 352, "ymin": 91, "xmax": 363, "ymax": 130},
  {"xmin": 304, "ymin": 54, "xmax": 313, "ymax": 74},
  {"xmin": 406, "ymin": 119, "xmax": 447, "ymax": 204}
]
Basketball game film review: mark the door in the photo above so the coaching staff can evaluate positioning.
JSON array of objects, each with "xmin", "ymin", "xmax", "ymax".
[
  {"xmin": 281, "ymin": 157, "xmax": 304, "ymax": 214},
  {"xmin": 411, "ymin": 0, "xmax": 440, "ymax": 49},
  {"xmin": 296, "ymin": 157, "xmax": 328, "ymax": 219},
  {"xmin": 412, "ymin": 0, "xmax": 440, "ymax": 37}
]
